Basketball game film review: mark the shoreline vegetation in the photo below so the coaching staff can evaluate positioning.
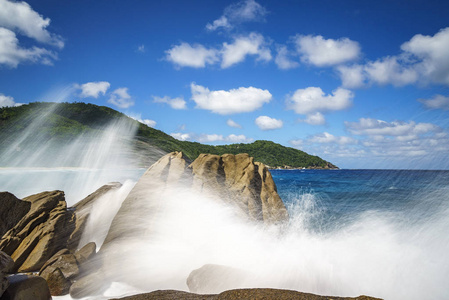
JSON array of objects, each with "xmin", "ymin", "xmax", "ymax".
[{"xmin": 0, "ymin": 102, "xmax": 338, "ymax": 170}]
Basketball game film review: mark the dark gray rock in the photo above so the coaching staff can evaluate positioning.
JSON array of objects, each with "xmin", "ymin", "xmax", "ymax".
[
  {"xmin": 1, "ymin": 274, "xmax": 51, "ymax": 300},
  {"xmin": 0, "ymin": 192, "xmax": 31, "ymax": 239}
]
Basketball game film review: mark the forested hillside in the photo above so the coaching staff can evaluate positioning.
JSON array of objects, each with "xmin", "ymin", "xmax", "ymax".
[{"xmin": 0, "ymin": 102, "xmax": 337, "ymax": 169}]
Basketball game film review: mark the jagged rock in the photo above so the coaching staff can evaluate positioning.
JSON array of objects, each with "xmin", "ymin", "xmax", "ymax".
[
  {"xmin": 190, "ymin": 153, "xmax": 288, "ymax": 223},
  {"xmin": 41, "ymin": 267, "xmax": 71, "ymax": 296},
  {"xmin": 186, "ymin": 264, "xmax": 251, "ymax": 294},
  {"xmin": 102, "ymin": 152, "xmax": 190, "ymax": 247},
  {"xmin": 39, "ymin": 248, "xmax": 70, "ymax": 274},
  {"xmin": 1, "ymin": 274, "xmax": 51, "ymax": 300},
  {"xmin": 0, "ymin": 251, "xmax": 14, "ymax": 274},
  {"xmin": 109, "ymin": 288, "xmax": 382, "ymax": 300},
  {"xmin": 1, "ymin": 251, "xmax": 14, "ymax": 297},
  {"xmin": 0, "ymin": 191, "xmax": 75, "ymax": 273},
  {"xmin": 0, "ymin": 192, "xmax": 31, "ymax": 238},
  {"xmin": 103, "ymin": 152, "xmax": 287, "ymax": 249},
  {"xmin": 68, "ymin": 182, "xmax": 122, "ymax": 251},
  {"xmin": 74, "ymin": 242, "xmax": 96, "ymax": 266},
  {"xmin": 39, "ymin": 253, "xmax": 79, "ymax": 281}
]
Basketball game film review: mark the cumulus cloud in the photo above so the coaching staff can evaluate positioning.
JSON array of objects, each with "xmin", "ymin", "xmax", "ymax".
[
  {"xmin": 0, "ymin": 0, "xmax": 64, "ymax": 48},
  {"xmin": 295, "ymin": 34, "xmax": 361, "ymax": 67},
  {"xmin": 107, "ymin": 88, "xmax": 134, "ymax": 109},
  {"xmin": 255, "ymin": 115, "xmax": 283, "ymax": 130},
  {"xmin": 300, "ymin": 112, "xmax": 326, "ymax": 125},
  {"xmin": 227, "ymin": 119, "xmax": 242, "ymax": 128},
  {"xmin": 418, "ymin": 94, "xmax": 449, "ymax": 110},
  {"xmin": 165, "ymin": 42, "xmax": 219, "ymax": 68},
  {"xmin": 198, "ymin": 134, "xmax": 224, "ymax": 143},
  {"xmin": 286, "ymin": 87, "xmax": 353, "ymax": 115},
  {"xmin": 308, "ymin": 132, "xmax": 357, "ymax": 145},
  {"xmin": 153, "ymin": 95, "xmax": 187, "ymax": 110},
  {"xmin": 401, "ymin": 27, "xmax": 449, "ymax": 85},
  {"xmin": 206, "ymin": 0, "xmax": 267, "ymax": 31},
  {"xmin": 137, "ymin": 45, "xmax": 145, "ymax": 53},
  {"xmin": 345, "ymin": 118, "xmax": 438, "ymax": 137},
  {"xmin": 221, "ymin": 33, "xmax": 271, "ymax": 68},
  {"xmin": 337, "ymin": 27, "xmax": 449, "ymax": 88},
  {"xmin": 275, "ymin": 45, "xmax": 299, "ymax": 70},
  {"xmin": 78, "ymin": 81, "xmax": 110, "ymax": 98},
  {"xmin": 140, "ymin": 119, "xmax": 156, "ymax": 127},
  {"xmin": 171, "ymin": 133, "xmax": 191, "ymax": 141},
  {"xmin": 226, "ymin": 134, "xmax": 253, "ymax": 143},
  {"xmin": 190, "ymin": 83, "xmax": 272, "ymax": 115},
  {"xmin": 0, "ymin": 28, "xmax": 57, "ymax": 67},
  {"xmin": 0, "ymin": 93, "xmax": 22, "ymax": 107}
]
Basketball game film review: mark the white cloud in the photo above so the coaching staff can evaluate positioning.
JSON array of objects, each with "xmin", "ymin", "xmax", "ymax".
[
  {"xmin": 140, "ymin": 119, "xmax": 156, "ymax": 127},
  {"xmin": 165, "ymin": 42, "xmax": 219, "ymax": 68},
  {"xmin": 107, "ymin": 87, "xmax": 134, "ymax": 109},
  {"xmin": 345, "ymin": 118, "xmax": 438, "ymax": 137},
  {"xmin": 0, "ymin": 27, "xmax": 57, "ymax": 67},
  {"xmin": 206, "ymin": 16, "xmax": 231, "ymax": 31},
  {"xmin": 300, "ymin": 112, "xmax": 326, "ymax": 125},
  {"xmin": 337, "ymin": 27, "xmax": 449, "ymax": 88},
  {"xmin": 190, "ymin": 83, "xmax": 272, "ymax": 115},
  {"xmin": 286, "ymin": 87, "xmax": 353, "ymax": 115},
  {"xmin": 0, "ymin": 0, "xmax": 64, "ymax": 48},
  {"xmin": 401, "ymin": 27, "xmax": 449, "ymax": 85},
  {"xmin": 418, "ymin": 94, "xmax": 449, "ymax": 110},
  {"xmin": 227, "ymin": 119, "xmax": 242, "ymax": 128},
  {"xmin": 153, "ymin": 95, "xmax": 187, "ymax": 110},
  {"xmin": 255, "ymin": 115, "xmax": 283, "ymax": 130},
  {"xmin": 336, "ymin": 65, "xmax": 365, "ymax": 89},
  {"xmin": 137, "ymin": 45, "xmax": 145, "ymax": 53},
  {"xmin": 198, "ymin": 133, "xmax": 254, "ymax": 143},
  {"xmin": 275, "ymin": 45, "xmax": 299, "ymax": 70},
  {"xmin": 206, "ymin": 0, "xmax": 267, "ymax": 31},
  {"xmin": 0, "ymin": 93, "xmax": 22, "ymax": 107},
  {"xmin": 78, "ymin": 81, "xmax": 110, "ymax": 98},
  {"xmin": 221, "ymin": 32, "xmax": 271, "ymax": 68},
  {"xmin": 364, "ymin": 56, "xmax": 418, "ymax": 86},
  {"xmin": 198, "ymin": 134, "xmax": 224, "ymax": 143},
  {"xmin": 226, "ymin": 134, "xmax": 253, "ymax": 143},
  {"xmin": 295, "ymin": 34, "xmax": 361, "ymax": 67},
  {"xmin": 171, "ymin": 133, "xmax": 191, "ymax": 141},
  {"xmin": 309, "ymin": 132, "xmax": 357, "ymax": 145}
]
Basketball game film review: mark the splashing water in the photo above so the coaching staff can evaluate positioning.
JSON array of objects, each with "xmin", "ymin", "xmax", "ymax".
[{"xmin": 1, "ymin": 105, "xmax": 448, "ymax": 300}]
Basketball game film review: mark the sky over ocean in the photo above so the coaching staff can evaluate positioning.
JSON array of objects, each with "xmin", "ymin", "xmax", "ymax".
[{"xmin": 1, "ymin": 0, "xmax": 449, "ymax": 169}]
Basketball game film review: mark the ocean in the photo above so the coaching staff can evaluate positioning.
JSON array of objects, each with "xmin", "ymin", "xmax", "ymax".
[{"xmin": 1, "ymin": 168, "xmax": 449, "ymax": 299}]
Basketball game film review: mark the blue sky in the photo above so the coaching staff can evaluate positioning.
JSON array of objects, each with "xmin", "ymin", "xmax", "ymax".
[{"xmin": 1, "ymin": 0, "xmax": 449, "ymax": 169}]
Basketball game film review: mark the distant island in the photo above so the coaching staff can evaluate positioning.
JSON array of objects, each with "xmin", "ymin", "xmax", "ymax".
[{"xmin": 0, "ymin": 102, "xmax": 338, "ymax": 169}]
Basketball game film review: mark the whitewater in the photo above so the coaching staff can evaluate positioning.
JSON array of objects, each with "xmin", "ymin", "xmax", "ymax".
[{"xmin": 1, "ymin": 109, "xmax": 448, "ymax": 299}]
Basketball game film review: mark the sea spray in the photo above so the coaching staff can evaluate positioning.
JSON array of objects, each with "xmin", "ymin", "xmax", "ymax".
[
  {"xmin": 0, "ymin": 104, "xmax": 143, "ymax": 204},
  {"xmin": 70, "ymin": 173, "xmax": 448, "ymax": 300}
]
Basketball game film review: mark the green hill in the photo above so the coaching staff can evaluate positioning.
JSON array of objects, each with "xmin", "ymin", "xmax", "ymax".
[{"xmin": 0, "ymin": 102, "xmax": 337, "ymax": 169}]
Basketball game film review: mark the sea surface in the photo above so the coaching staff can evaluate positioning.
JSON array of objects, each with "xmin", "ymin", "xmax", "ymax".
[
  {"xmin": 271, "ymin": 169, "xmax": 449, "ymax": 233},
  {"xmin": 1, "ymin": 168, "xmax": 448, "ymax": 300}
]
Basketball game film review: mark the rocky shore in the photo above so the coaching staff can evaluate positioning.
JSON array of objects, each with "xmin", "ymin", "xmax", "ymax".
[{"xmin": 0, "ymin": 152, "xmax": 380, "ymax": 300}]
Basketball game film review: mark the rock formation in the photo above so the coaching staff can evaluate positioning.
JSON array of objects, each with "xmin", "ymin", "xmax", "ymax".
[
  {"xmin": 103, "ymin": 152, "xmax": 288, "ymax": 248},
  {"xmin": 109, "ymin": 288, "xmax": 383, "ymax": 300},
  {"xmin": 0, "ymin": 191, "xmax": 75, "ymax": 272}
]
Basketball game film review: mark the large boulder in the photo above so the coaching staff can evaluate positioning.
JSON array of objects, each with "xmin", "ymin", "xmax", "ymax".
[
  {"xmin": 1, "ymin": 251, "xmax": 14, "ymax": 298},
  {"xmin": 190, "ymin": 153, "xmax": 288, "ymax": 223},
  {"xmin": 186, "ymin": 264, "xmax": 252, "ymax": 294},
  {"xmin": 0, "ymin": 193, "xmax": 31, "ymax": 238},
  {"xmin": 0, "ymin": 191, "xmax": 75, "ymax": 273},
  {"xmin": 1, "ymin": 274, "xmax": 51, "ymax": 300},
  {"xmin": 109, "ymin": 288, "xmax": 382, "ymax": 300},
  {"xmin": 68, "ymin": 182, "xmax": 122, "ymax": 251}
]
